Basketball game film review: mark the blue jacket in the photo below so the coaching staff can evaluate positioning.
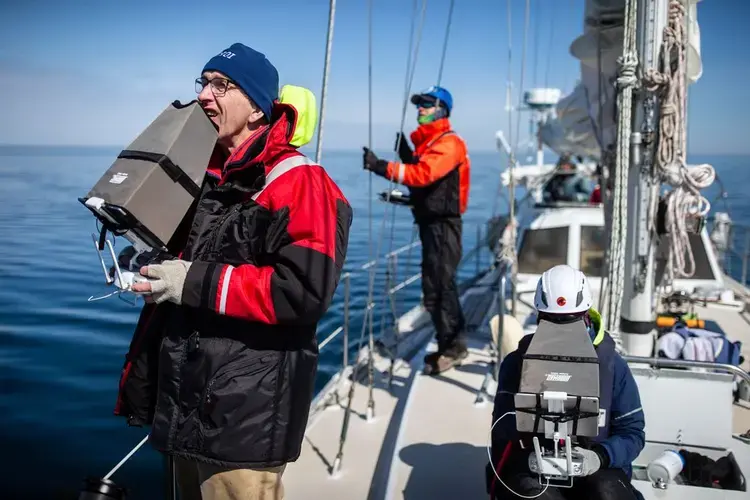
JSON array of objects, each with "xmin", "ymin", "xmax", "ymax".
[{"xmin": 491, "ymin": 310, "xmax": 645, "ymax": 477}]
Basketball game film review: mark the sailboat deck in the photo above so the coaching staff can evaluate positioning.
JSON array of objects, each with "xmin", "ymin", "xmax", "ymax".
[
  {"xmin": 384, "ymin": 334, "xmax": 494, "ymax": 500},
  {"xmin": 284, "ymin": 272, "xmax": 500, "ymax": 500},
  {"xmin": 284, "ymin": 339, "xmax": 496, "ymax": 500},
  {"xmin": 284, "ymin": 268, "xmax": 750, "ymax": 499},
  {"xmin": 687, "ymin": 300, "xmax": 750, "ymax": 434},
  {"xmin": 283, "ymin": 356, "xmax": 415, "ymax": 500}
]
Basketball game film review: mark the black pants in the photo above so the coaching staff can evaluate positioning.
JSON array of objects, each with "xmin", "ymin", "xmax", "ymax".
[
  {"xmin": 418, "ymin": 217, "xmax": 466, "ymax": 352},
  {"xmin": 493, "ymin": 468, "xmax": 639, "ymax": 500}
]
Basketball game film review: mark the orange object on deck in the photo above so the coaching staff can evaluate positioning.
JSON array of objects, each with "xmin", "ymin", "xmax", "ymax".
[{"xmin": 656, "ymin": 316, "xmax": 705, "ymax": 328}]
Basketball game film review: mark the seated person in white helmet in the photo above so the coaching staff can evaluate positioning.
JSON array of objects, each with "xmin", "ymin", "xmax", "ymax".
[{"xmin": 488, "ymin": 265, "xmax": 646, "ymax": 500}]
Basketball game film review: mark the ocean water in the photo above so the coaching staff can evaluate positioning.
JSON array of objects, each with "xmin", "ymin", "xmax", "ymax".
[{"xmin": 0, "ymin": 146, "xmax": 747, "ymax": 498}]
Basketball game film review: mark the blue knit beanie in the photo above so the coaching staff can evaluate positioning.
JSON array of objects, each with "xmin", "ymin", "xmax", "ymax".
[{"xmin": 202, "ymin": 43, "xmax": 279, "ymax": 119}]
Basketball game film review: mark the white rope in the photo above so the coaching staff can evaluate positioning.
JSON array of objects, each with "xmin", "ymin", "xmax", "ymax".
[
  {"xmin": 643, "ymin": 0, "xmax": 715, "ymax": 281},
  {"xmin": 601, "ymin": 0, "xmax": 639, "ymax": 337}
]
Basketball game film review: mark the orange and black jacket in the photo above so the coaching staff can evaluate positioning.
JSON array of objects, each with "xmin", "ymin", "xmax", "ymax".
[
  {"xmin": 114, "ymin": 102, "xmax": 353, "ymax": 468},
  {"xmin": 385, "ymin": 118, "xmax": 470, "ymax": 223}
]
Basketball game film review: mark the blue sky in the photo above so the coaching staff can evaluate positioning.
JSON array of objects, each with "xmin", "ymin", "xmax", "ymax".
[{"xmin": 0, "ymin": 0, "xmax": 746, "ymax": 154}]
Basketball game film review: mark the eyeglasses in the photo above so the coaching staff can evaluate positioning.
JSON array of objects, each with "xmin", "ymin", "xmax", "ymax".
[
  {"xmin": 195, "ymin": 77, "xmax": 235, "ymax": 96},
  {"xmin": 417, "ymin": 101, "xmax": 435, "ymax": 109}
]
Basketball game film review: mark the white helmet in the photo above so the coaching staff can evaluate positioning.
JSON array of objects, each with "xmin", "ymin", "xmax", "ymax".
[{"xmin": 534, "ymin": 265, "xmax": 593, "ymax": 315}]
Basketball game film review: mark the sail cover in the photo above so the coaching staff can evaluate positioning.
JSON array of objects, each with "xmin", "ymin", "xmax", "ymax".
[{"xmin": 538, "ymin": 0, "xmax": 704, "ymax": 162}]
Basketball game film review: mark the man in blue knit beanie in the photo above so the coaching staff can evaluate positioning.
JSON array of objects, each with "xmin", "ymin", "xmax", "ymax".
[
  {"xmin": 195, "ymin": 42, "xmax": 279, "ymax": 152},
  {"xmin": 124, "ymin": 41, "xmax": 353, "ymax": 500}
]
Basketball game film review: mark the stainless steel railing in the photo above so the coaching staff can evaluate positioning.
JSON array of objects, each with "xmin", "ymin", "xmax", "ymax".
[
  {"xmin": 314, "ymin": 221, "xmax": 497, "ymax": 475},
  {"xmin": 314, "ymin": 222, "xmax": 494, "ymax": 378},
  {"xmin": 624, "ymin": 355, "xmax": 750, "ymax": 387}
]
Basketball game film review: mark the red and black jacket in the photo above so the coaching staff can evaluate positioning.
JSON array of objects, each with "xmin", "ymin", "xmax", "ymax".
[
  {"xmin": 114, "ymin": 102, "xmax": 352, "ymax": 468},
  {"xmin": 384, "ymin": 118, "xmax": 470, "ymax": 223}
]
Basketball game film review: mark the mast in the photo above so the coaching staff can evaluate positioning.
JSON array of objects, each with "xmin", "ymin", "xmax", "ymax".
[{"xmin": 618, "ymin": 0, "xmax": 668, "ymax": 356}]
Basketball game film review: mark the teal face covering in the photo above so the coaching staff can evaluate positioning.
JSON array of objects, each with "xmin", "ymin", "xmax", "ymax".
[{"xmin": 417, "ymin": 105, "xmax": 447, "ymax": 125}]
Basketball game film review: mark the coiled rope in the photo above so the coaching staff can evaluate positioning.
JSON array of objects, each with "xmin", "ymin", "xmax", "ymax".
[{"xmin": 643, "ymin": 0, "xmax": 715, "ymax": 281}]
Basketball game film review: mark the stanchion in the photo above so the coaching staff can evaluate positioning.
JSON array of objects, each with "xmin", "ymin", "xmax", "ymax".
[
  {"xmin": 77, "ymin": 477, "xmax": 127, "ymax": 500},
  {"xmin": 77, "ymin": 434, "xmax": 149, "ymax": 500}
]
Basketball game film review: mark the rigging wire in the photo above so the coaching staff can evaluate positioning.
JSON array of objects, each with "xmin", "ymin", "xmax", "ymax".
[
  {"xmin": 386, "ymin": 0, "xmax": 422, "ymax": 284},
  {"xmin": 315, "ymin": 0, "xmax": 337, "ymax": 165},
  {"xmin": 390, "ymin": 0, "xmax": 456, "ymax": 316},
  {"xmin": 365, "ymin": 0, "xmax": 377, "ymax": 419},
  {"xmin": 506, "ymin": 0, "xmax": 514, "ymax": 155},
  {"xmin": 559, "ymin": 0, "xmax": 577, "ymax": 93},
  {"xmin": 385, "ymin": 0, "xmax": 426, "ymax": 273},
  {"xmin": 337, "ymin": 1, "xmax": 429, "ymax": 461},
  {"xmin": 375, "ymin": 0, "xmax": 423, "ymax": 399},
  {"xmin": 436, "ymin": 0, "xmax": 456, "ymax": 86},
  {"xmin": 367, "ymin": 0, "xmax": 428, "ymax": 378},
  {"xmin": 543, "ymin": 0, "xmax": 556, "ymax": 89},
  {"xmin": 491, "ymin": 0, "xmax": 514, "ymax": 222},
  {"xmin": 532, "ymin": 0, "xmax": 539, "ymax": 88},
  {"xmin": 596, "ymin": 9, "xmax": 611, "ymax": 317},
  {"xmin": 367, "ymin": 0, "xmax": 374, "ymax": 267},
  {"xmin": 507, "ymin": 0, "xmax": 531, "ymax": 318},
  {"xmin": 512, "ymin": 0, "xmax": 531, "ymax": 156},
  {"xmin": 337, "ymin": 0, "xmax": 458, "ymax": 464}
]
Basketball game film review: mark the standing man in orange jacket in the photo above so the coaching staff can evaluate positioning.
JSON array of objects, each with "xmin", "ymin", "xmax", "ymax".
[{"xmin": 362, "ymin": 86, "xmax": 470, "ymax": 375}]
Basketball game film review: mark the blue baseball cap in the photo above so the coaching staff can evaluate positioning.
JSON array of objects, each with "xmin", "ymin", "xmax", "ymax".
[
  {"xmin": 410, "ymin": 86, "xmax": 453, "ymax": 113},
  {"xmin": 202, "ymin": 43, "xmax": 279, "ymax": 119}
]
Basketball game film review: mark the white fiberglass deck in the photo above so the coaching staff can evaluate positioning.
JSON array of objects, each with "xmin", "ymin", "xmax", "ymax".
[
  {"xmin": 383, "ymin": 335, "xmax": 494, "ymax": 500},
  {"xmin": 283, "ymin": 269, "xmax": 750, "ymax": 499}
]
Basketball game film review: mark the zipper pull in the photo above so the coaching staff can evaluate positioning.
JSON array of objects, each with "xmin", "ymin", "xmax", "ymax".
[{"xmin": 188, "ymin": 331, "xmax": 200, "ymax": 352}]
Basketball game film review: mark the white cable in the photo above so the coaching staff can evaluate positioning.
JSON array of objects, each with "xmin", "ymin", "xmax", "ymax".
[
  {"xmin": 487, "ymin": 411, "xmax": 550, "ymax": 499},
  {"xmin": 103, "ymin": 434, "xmax": 149, "ymax": 480}
]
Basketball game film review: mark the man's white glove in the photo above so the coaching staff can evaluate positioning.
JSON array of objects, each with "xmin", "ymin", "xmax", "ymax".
[
  {"xmin": 140, "ymin": 260, "xmax": 192, "ymax": 305},
  {"xmin": 572, "ymin": 446, "xmax": 603, "ymax": 476}
]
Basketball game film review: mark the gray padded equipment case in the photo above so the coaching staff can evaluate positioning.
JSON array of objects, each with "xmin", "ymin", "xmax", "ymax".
[
  {"xmin": 514, "ymin": 319, "xmax": 601, "ymax": 437},
  {"xmin": 80, "ymin": 100, "xmax": 218, "ymax": 250}
]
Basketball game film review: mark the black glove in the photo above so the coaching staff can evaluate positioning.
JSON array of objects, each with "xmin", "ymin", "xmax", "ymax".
[
  {"xmin": 363, "ymin": 147, "xmax": 388, "ymax": 177},
  {"xmin": 394, "ymin": 132, "xmax": 415, "ymax": 164}
]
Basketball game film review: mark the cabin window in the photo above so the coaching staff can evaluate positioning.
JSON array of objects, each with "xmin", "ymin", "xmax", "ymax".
[
  {"xmin": 517, "ymin": 227, "xmax": 569, "ymax": 274},
  {"xmin": 580, "ymin": 225, "xmax": 607, "ymax": 276}
]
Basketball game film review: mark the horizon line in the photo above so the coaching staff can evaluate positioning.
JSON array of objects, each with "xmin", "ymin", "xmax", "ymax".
[{"xmin": 0, "ymin": 143, "xmax": 745, "ymax": 157}]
